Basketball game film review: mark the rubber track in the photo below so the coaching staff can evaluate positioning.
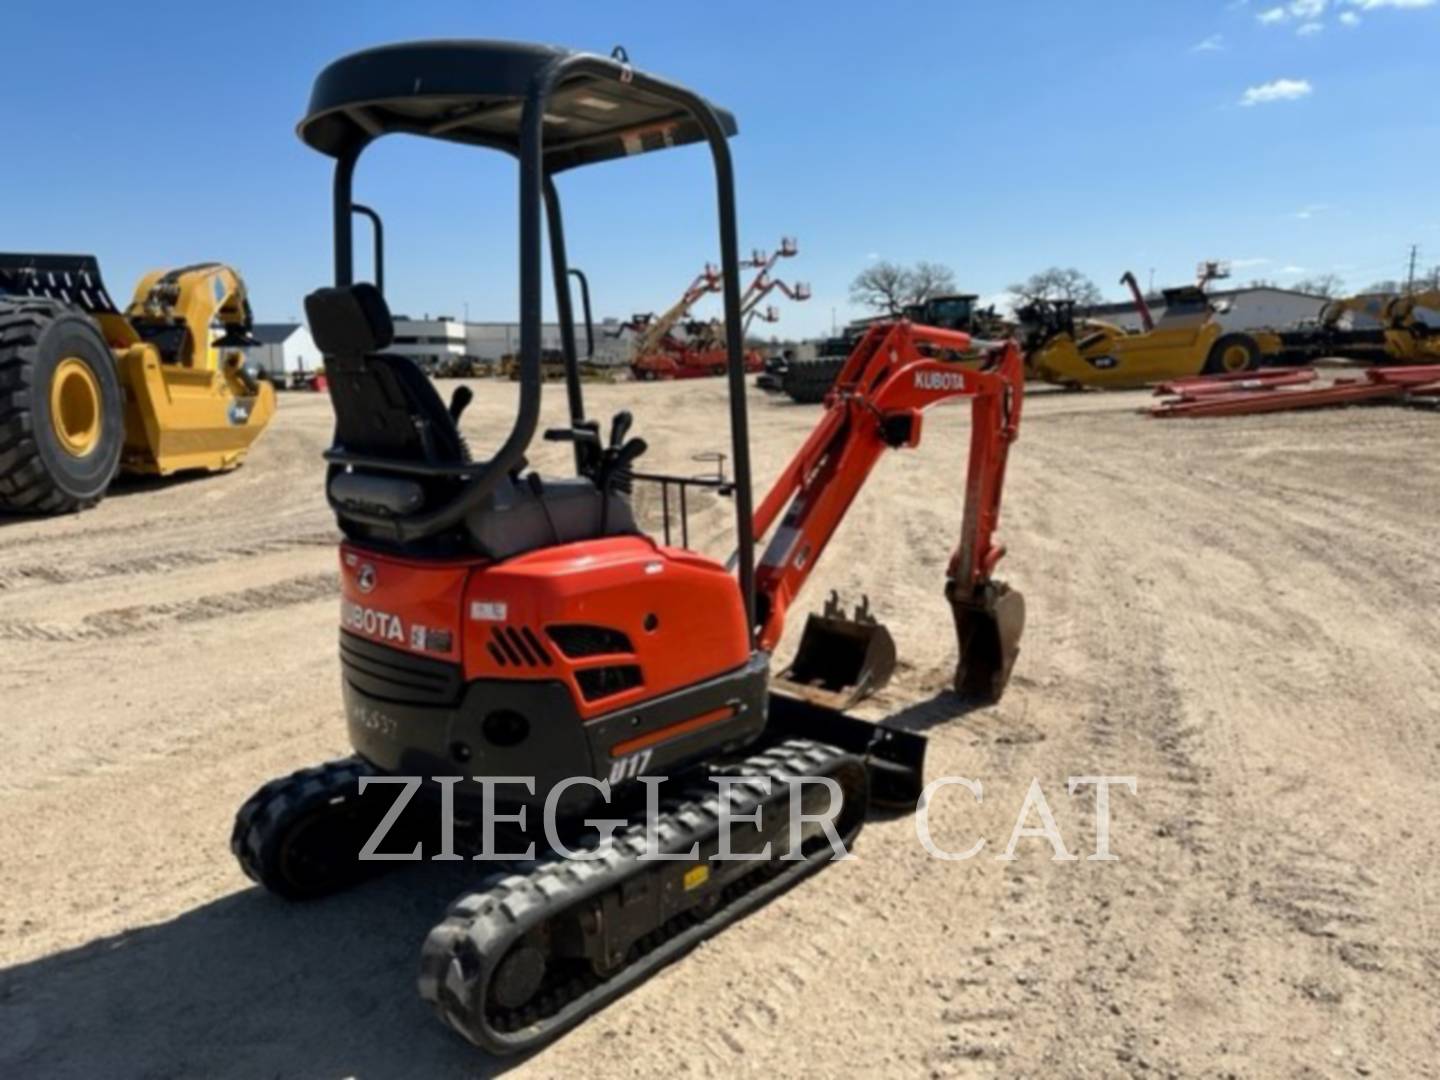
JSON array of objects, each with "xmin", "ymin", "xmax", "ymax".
[
  {"xmin": 781, "ymin": 358, "xmax": 844, "ymax": 404},
  {"xmin": 0, "ymin": 298, "xmax": 88, "ymax": 513},
  {"xmin": 418, "ymin": 737, "xmax": 865, "ymax": 1055},
  {"xmin": 231, "ymin": 757, "xmax": 379, "ymax": 897}
]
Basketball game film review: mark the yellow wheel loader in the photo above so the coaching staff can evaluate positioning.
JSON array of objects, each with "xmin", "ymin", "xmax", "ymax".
[
  {"xmin": 1022, "ymin": 272, "xmax": 1283, "ymax": 389},
  {"xmin": 0, "ymin": 254, "xmax": 275, "ymax": 513}
]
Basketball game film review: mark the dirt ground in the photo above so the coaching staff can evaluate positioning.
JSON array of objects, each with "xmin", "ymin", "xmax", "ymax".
[{"xmin": 1, "ymin": 375, "xmax": 1437, "ymax": 1079}]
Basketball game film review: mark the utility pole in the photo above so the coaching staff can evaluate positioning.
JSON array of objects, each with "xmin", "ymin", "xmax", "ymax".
[{"xmin": 1406, "ymin": 244, "xmax": 1419, "ymax": 294}]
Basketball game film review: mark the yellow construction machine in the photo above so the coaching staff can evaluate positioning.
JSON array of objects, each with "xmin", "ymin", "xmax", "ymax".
[
  {"xmin": 1022, "ymin": 271, "xmax": 1283, "ymax": 389},
  {"xmin": 1384, "ymin": 290, "xmax": 1440, "ymax": 362},
  {"xmin": 1279, "ymin": 289, "xmax": 1440, "ymax": 365},
  {"xmin": 0, "ymin": 254, "xmax": 275, "ymax": 513}
]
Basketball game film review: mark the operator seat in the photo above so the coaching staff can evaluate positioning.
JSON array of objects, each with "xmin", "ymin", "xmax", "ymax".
[{"xmin": 305, "ymin": 283, "xmax": 637, "ymax": 558}]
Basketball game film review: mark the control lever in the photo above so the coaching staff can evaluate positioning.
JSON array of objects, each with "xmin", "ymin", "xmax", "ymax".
[
  {"xmin": 604, "ymin": 437, "xmax": 648, "ymax": 494},
  {"xmin": 609, "ymin": 410, "xmax": 633, "ymax": 449},
  {"xmin": 544, "ymin": 421, "xmax": 603, "ymax": 476},
  {"xmin": 597, "ymin": 436, "xmax": 647, "ymax": 533},
  {"xmin": 542, "ymin": 422, "xmax": 601, "ymax": 446},
  {"xmin": 449, "ymin": 385, "xmax": 473, "ymax": 423}
]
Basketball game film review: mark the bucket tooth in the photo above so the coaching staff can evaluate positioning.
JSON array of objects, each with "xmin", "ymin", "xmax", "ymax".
[
  {"xmin": 947, "ymin": 579, "xmax": 1025, "ymax": 704},
  {"xmin": 772, "ymin": 590, "xmax": 898, "ymax": 710}
]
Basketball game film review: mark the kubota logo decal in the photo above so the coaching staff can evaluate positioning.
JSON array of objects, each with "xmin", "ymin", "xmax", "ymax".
[
  {"xmin": 357, "ymin": 564, "xmax": 376, "ymax": 593},
  {"xmin": 343, "ymin": 600, "xmax": 405, "ymax": 643},
  {"xmin": 914, "ymin": 370, "xmax": 967, "ymax": 392}
]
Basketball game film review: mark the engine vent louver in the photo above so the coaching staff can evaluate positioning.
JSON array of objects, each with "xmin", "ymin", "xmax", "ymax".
[
  {"xmin": 546, "ymin": 624, "xmax": 634, "ymax": 659},
  {"xmin": 486, "ymin": 625, "xmax": 553, "ymax": 668}
]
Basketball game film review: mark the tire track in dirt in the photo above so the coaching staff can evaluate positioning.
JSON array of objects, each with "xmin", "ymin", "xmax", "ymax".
[
  {"xmin": 695, "ymin": 903, "xmax": 864, "ymax": 1069},
  {"xmin": 0, "ymin": 530, "xmax": 335, "ymax": 592},
  {"xmin": 0, "ymin": 572, "xmax": 337, "ymax": 642}
]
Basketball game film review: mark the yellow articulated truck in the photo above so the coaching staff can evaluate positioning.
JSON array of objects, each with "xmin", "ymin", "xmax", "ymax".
[{"xmin": 0, "ymin": 254, "xmax": 275, "ymax": 513}]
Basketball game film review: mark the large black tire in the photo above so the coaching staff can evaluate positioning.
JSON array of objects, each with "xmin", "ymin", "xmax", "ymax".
[
  {"xmin": 0, "ymin": 298, "xmax": 124, "ymax": 514},
  {"xmin": 1203, "ymin": 333, "xmax": 1261, "ymax": 376},
  {"xmin": 781, "ymin": 357, "xmax": 844, "ymax": 403}
]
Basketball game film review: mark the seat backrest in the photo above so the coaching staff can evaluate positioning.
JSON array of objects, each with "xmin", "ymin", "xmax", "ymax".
[{"xmin": 305, "ymin": 284, "xmax": 467, "ymax": 464}]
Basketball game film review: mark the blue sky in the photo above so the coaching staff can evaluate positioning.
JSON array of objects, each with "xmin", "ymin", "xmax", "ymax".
[{"xmin": 3, "ymin": 0, "xmax": 1436, "ymax": 337}]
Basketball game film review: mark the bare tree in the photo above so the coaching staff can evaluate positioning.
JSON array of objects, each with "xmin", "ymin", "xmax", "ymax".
[
  {"xmin": 1244, "ymin": 278, "xmax": 1279, "ymax": 289},
  {"xmin": 1363, "ymin": 279, "xmax": 1402, "ymax": 295},
  {"xmin": 850, "ymin": 259, "xmax": 959, "ymax": 314},
  {"xmin": 909, "ymin": 261, "xmax": 957, "ymax": 305},
  {"xmin": 850, "ymin": 261, "xmax": 913, "ymax": 315},
  {"xmin": 1008, "ymin": 267, "xmax": 1103, "ymax": 309},
  {"xmin": 1289, "ymin": 273, "xmax": 1345, "ymax": 298}
]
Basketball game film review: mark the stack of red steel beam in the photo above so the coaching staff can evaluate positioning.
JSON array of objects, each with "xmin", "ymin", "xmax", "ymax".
[{"xmin": 1149, "ymin": 365, "xmax": 1440, "ymax": 418}]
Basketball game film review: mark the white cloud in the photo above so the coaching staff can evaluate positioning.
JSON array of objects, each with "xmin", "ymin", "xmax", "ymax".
[
  {"xmin": 865, "ymin": 252, "xmax": 880, "ymax": 260},
  {"xmin": 1293, "ymin": 203, "xmax": 1331, "ymax": 218},
  {"xmin": 1279, "ymin": 265, "xmax": 1308, "ymax": 275},
  {"xmin": 1343, "ymin": 0, "xmax": 1434, "ymax": 9},
  {"xmin": 1339, "ymin": 9, "xmax": 1362, "ymax": 21},
  {"xmin": 1232, "ymin": 257, "xmax": 1273, "ymax": 268},
  {"xmin": 1192, "ymin": 33, "xmax": 1226, "ymax": 51},
  {"xmin": 1259, "ymin": 0, "xmax": 1336, "ymax": 20},
  {"xmin": 1297, "ymin": 20, "xmax": 1326, "ymax": 31},
  {"xmin": 1240, "ymin": 78, "xmax": 1314, "ymax": 105}
]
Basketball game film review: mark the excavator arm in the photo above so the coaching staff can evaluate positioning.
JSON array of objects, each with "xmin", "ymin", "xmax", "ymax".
[{"xmin": 752, "ymin": 320, "xmax": 1026, "ymax": 705}]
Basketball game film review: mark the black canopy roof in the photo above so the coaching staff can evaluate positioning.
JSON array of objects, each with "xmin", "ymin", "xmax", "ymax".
[{"xmin": 298, "ymin": 40, "xmax": 738, "ymax": 171}]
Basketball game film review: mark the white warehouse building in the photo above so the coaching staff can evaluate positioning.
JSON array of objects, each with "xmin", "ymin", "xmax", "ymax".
[
  {"xmin": 390, "ymin": 316, "xmax": 467, "ymax": 371},
  {"xmin": 240, "ymin": 314, "xmax": 634, "ymax": 376},
  {"xmin": 1086, "ymin": 286, "xmax": 1328, "ymax": 333},
  {"xmin": 464, "ymin": 318, "xmax": 630, "ymax": 364},
  {"xmin": 239, "ymin": 323, "xmax": 321, "ymax": 381}
]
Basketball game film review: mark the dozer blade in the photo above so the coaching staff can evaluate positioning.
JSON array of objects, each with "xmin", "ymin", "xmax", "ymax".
[
  {"xmin": 767, "ymin": 691, "xmax": 927, "ymax": 810},
  {"xmin": 947, "ymin": 579, "xmax": 1025, "ymax": 703},
  {"xmin": 772, "ymin": 591, "xmax": 898, "ymax": 711}
]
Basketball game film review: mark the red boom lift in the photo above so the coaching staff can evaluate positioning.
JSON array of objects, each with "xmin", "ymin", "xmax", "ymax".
[
  {"xmin": 631, "ymin": 238, "xmax": 810, "ymax": 379},
  {"xmin": 233, "ymin": 40, "xmax": 1026, "ymax": 1055}
]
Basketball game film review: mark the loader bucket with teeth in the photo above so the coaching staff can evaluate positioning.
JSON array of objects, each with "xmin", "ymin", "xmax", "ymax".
[{"xmin": 772, "ymin": 591, "xmax": 898, "ymax": 710}]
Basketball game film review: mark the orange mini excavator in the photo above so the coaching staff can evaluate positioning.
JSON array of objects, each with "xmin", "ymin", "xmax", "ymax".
[{"xmin": 234, "ymin": 40, "xmax": 1026, "ymax": 1055}]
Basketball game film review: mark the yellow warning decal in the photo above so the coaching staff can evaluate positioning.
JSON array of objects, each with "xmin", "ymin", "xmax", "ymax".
[{"xmin": 682, "ymin": 864, "xmax": 710, "ymax": 891}]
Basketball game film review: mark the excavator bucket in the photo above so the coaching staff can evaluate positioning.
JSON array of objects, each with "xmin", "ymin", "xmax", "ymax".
[
  {"xmin": 948, "ymin": 579, "xmax": 1026, "ymax": 703},
  {"xmin": 773, "ymin": 591, "xmax": 898, "ymax": 711}
]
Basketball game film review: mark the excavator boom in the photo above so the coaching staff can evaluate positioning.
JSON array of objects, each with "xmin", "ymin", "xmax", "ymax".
[{"xmin": 754, "ymin": 320, "xmax": 1026, "ymax": 706}]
